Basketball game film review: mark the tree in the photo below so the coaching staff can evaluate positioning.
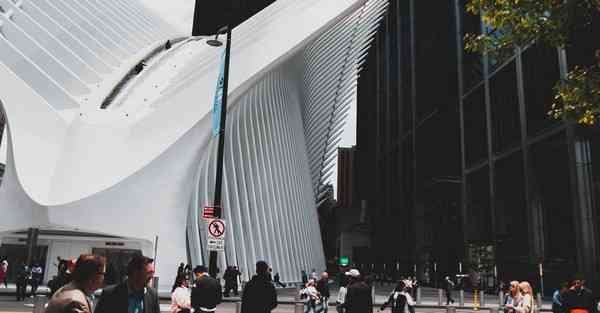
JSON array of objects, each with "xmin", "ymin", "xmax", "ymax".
[{"xmin": 464, "ymin": 0, "xmax": 600, "ymax": 125}]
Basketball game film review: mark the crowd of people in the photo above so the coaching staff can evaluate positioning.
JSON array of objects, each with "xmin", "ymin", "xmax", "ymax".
[
  {"xmin": 1, "ymin": 252, "xmax": 596, "ymax": 313},
  {"xmin": 168, "ymin": 261, "xmax": 278, "ymax": 313}
]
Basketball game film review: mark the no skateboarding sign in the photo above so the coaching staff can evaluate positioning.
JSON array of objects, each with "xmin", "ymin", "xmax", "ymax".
[{"xmin": 207, "ymin": 219, "xmax": 226, "ymax": 251}]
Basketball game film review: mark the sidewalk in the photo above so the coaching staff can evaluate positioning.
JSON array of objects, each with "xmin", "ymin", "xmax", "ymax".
[{"xmin": 0, "ymin": 283, "xmax": 553, "ymax": 311}]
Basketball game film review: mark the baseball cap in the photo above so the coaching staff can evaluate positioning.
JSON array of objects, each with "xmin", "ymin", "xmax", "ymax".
[{"xmin": 345, "ymin": 269, "xmax": 360, "ymax": 277}]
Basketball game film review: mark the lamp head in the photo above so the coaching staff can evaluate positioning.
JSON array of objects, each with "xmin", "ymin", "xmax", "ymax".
[{"xmin": 207, "ymin": 39, "xmax": 223, "ymax": 47}]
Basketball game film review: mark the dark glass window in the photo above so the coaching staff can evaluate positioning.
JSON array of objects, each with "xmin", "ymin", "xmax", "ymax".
[
  {"xmin": 466, "ymin": 167, "xmax": 492, "ymax": 244},
  {"xmin": 530, "ymin": 133, "xmax": 576, "ymax": 261},
  {"xmin": 494, "ymin": 152, "xmax": 527, "ymax": 257},
  {"xmin": 490, "ymin": 61, "xmax": 521, "ymax": 153},
  {"xmin": 464, "ymin": 86, "xmax": 487, "ymax": 166},
  {"xmin": 521, "ymin": 44, "xmax": 561, "ymax": 136},
  {"xmin": 566, "ymin": 10, "xmax": 600, "ymax": 69}
]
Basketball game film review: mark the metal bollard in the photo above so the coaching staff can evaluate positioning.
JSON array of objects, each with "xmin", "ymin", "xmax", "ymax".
[
  {"xmin": 295, "ymin": 302, "xmax": 305, "ymax": 313},
  {"xmin": 459, "ymin": 290, "xmax": 465, "ymax": 307},
  {"xmin": 499, "ymin": 291, "xmax": 504, "ymax": 306},
  {"xmin": 234, "ymin": 302, "xmax": 242, "ymax": 313},
  {"xmin": 295, "ymin": 284, "xmax": 301, "ymax": 301},
  {"xmin": 480, "ymin": 290, "xmax": 485, "ymax": 307},
  {"xmin": 371, "ymin": 286, "xmax": 375, "ymax": 304},
  {"xmin": 438, "ymin": 289, "xmax": 444, "ymax": 306},
  {"xmin": 417, "ymin": 287, "xmax": 422, "ymax": 305},
  {"xmin": 537, "ymin": 293, "xmax": 542, "ymax": 312},
  {"xmin": 33, "ymin": 295, "xmax": 47, "ymax": 313}
]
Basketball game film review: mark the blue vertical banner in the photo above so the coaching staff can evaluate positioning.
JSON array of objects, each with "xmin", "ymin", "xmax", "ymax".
[{"xmin": 212, "ymin": 49, "xmax": 227, "ymax": 136}]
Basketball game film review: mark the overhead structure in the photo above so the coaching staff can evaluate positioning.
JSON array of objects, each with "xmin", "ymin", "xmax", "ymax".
[{"xmin": 0, "ymin": 0, "xmax": 387, "ymax": 291}]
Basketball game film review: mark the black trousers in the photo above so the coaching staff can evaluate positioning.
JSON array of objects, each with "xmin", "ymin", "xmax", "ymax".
[
  {"xmin": 16, "ymin": 281, "xmax": 27, "ymax": 300},
  {"xmin": 445, "ymin": 289, "xmax": 454, "ymax": 304}
]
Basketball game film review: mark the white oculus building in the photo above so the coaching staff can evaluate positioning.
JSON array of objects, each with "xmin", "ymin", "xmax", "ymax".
[{"xmin": 0, "ymin": 0, "xmax": 387, "ymax": 291}]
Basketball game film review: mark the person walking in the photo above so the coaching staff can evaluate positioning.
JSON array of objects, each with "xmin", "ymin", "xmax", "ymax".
[
  {"xmin": 301, "ymin": 279, "xmax": 321, "ymax": 313},
  {"xmin": 15, "ymin": 262, "xmax": 29, "ymax": 301},
  {"xmin": 515, "ymin": 281, "xmax": 535, "ymax": 313},
  {"xmin": 317, "ymin": 272, "xmax": 331, "ymax": 313},
  {"xmin": 94, "ymin": 255, "xmax": 160, "ymax": 313},
  {"xmin": 401, "ymin": 282, "xmax": 416, "ymax": 313},
  {"xmin": 562, "ymin": 276, "xmax": 595, "ymax": 313},
  {"xmin": 379, "ymin": 281, "xmax": 408, "ymax": 313},
  {"xmin": 504, "ymin": 281, "xmax": 524, "ymax": 313},
  {"xmin": 30, "ymin": 263, "xmax": 43, "ymax": 297},
  {"xmin": 342, "ymin": 269, "xmax": 372, "ymax": 313},
  {"xmin": 177, "ymin": 263, "xmax": 185, "ymax": 278},
  {"xmin": 241, "ymin": 261, "xmax": 277, "ymax": 313},
  {"xmin": 302, "ymin": 270, "xmax": 308, "ymax": 285},
  {"xmin": 0, "ymin": 260, "xmax": 6, "ymax": 288},
  {"xmin": 444, "ymin": 276, "xmax": 455, "ymax": 305},
  {"xmin": 223, "ymin": 266, "xmax": 241, "ymax": 297},
  {"xmin": 336, "ymin": 276, "xmax": 348, "ymax": 313},
  {"xmin": 45, "ymin": 254, "xmax": 106, "ymax": 313},
  {"xmin": 553, "ymin": 282, "xmax": 569, "ymax": 313},
  {"xmin": 273, "ymin": 272, "xmax": 286, "ymax": 288},
  {"xmin": 311, "ymin": 269, "xmax": 319, "ymax": 281},
  {"xmin": 170, "ymin": 275, "xmax": 192, "ymax": 313},
  {"xmin": 191, "ymin": 265, "xmax": 222, "ymax": 313}
]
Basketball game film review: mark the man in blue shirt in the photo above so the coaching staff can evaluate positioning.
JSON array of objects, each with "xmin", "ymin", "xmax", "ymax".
[{"xmin": 95, "ymin": 255, "xmax": 160, "ymax": 313}]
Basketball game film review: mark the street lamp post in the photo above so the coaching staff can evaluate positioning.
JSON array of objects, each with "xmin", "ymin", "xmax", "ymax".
[{"xmin": 207, "ymin": 25, "xmax": 232, "ymax": 278}]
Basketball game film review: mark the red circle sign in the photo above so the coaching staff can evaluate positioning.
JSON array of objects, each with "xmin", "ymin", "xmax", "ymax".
[{"xmin": 208, "ymin": 219, "xmax": 225, "ymax": 238}]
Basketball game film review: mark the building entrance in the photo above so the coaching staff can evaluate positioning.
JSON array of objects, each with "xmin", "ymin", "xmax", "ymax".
[
  {"xmin": 92, "ymin": 248, "xmax": 141, "ymax": 286},
  {"xmin": 0, "ymin": 244, "xmax": 48, "ymax": 283}
]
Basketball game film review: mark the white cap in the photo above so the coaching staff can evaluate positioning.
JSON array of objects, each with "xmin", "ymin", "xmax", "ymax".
[{"xmin": 345, "ymin": 269, "xmax": 360, "ymax": 277}]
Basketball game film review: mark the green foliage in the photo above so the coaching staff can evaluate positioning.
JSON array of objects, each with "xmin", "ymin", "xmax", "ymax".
[
  {"xmin": 464, "ymin": 0, "xmax": 600, "ymax": 126},
  {"xmin": 550, "ymin": 52, "xmax": 600, "ymax": 125}
]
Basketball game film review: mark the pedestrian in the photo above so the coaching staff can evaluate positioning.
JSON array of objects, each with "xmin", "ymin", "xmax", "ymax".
[
  {"xmin": 411, "ymin": 276, "xmax": 418, "ymax": 300},
  {"xmin": 241, "ymin": 261, "xmax": 278, "ymax": 313},
  {"xmin": 516, "ymin": 281, "xmax": 535, "ymax": 313},
  {"xmin": 30, "ymin": 263, "xmax": 43, "ymax": 297},
  {"xmin": 379, "ymin": 281, "xmax": 408, "ymax": 313},
  {"xmin": 15, "ymin": 262, "xmax": 29, "ymax": 301},
  {"xmin": 191, "ymin": 265, "xmax": 222, "ymax": 313},
  {"xmin": 342, "ymin": 269, "xmax": 372, "ymax": 313},
  {"xmin": 0, "ymin": 260, "xmax": 6, "ymax": 288},
  {"xmin": 562, "ymin": 276, "xmax": 595, "ymax": 313},
  {"xmin": 94, "ymin": 255, "xmax": 160, "ymax": 313},
  {"xmin": 553, "ymin": 282, "xmax": 569, "ymax": 313},
  {"xmin": 267, "ymin": 267, "xmax": 273, "ymax": 282},
  {"xmin": 273, "ymin": 272, "xmax": 286, "ymax": 288},
  {"xmin": 504, "ymin": 281, "xmax": 523, "ymax": 313},
  {"xmin": 401, "ymin": 281, "xmax": 416, "ymax": 313},
  {"xmin": 170, "ymin": 275, "xmax": 192, "ymax": 313},
  {"xmin": 44, "ymin": 254, "xmax": 106, "ymax": 313},
  {"xmin": 317, "ymin": 272, "xmax": 331, "ymax": 313},
  {"xmin": 336, "ymin": 276, "xmax": 348, "ymax": 313},
  {"xmin": 311, "ymin": 268, "xmax": 319, "ymax": 281},
  {"xmin": 445, "ymin": 276, "xmax": 456, "ymax": 305},
  {"xmin": 223, "ymin": 266, "xmax": 241, "ymax": 296},
  {"xmin": 301, "ymin": 279, "xmax": 321, "ymax": 313},
  {"xmin": 177, "ymin": 263, "xmax": 185, "ymax": 278}
]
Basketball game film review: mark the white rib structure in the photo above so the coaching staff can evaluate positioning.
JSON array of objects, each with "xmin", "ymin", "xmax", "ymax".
[{"xmin": 0, "ymin": 0, "xmax": 387, "ymax": 290}]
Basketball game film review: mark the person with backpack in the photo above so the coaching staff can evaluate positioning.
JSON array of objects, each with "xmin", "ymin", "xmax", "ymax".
[{"xmin": 379, "ymin": 281, "xmax": 408, "ymax": 313}]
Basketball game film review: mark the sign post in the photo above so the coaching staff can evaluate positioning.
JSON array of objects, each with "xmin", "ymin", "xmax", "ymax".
[{"xmin": 207, "ymin": 218, "xmax": 226, "ymax": 252}]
